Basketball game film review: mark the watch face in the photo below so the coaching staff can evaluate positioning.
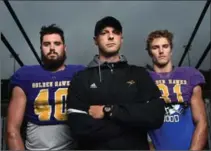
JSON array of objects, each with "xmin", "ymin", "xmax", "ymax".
[{"xmin": 104, "ymin": 106, "xmax": 111, "ymax": 112}]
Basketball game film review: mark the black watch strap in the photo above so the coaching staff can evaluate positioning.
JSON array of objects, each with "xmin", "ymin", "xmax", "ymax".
[{"xmin": 103, "ymin": 105, "xmax": 113, "ymax": 118}]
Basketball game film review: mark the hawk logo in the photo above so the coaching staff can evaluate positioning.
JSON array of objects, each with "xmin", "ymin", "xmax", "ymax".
[
  {"xmin": 90, "ymin": 83, "xmax": 97, "ymax": 88},
  {"xmin": 126, "ymin": 80, "xmax": 135, "ymax": 86},
  {"xmin": 165, "ymin": 104, "xmax": 181, "ymax": 115}
]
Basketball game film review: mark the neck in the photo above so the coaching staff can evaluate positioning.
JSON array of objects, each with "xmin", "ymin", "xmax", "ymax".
[
  {"xmin": 43, "ymin": 64, "xmax": 66, "ymax": 72},
  {"xmin": 55, "ymin": 64, "xmax": 66, "ymax": 72},
  {"xmin": 99, "ymin": 53, "xmax": 120, "ymax": 63},
  {"xmin": 153, "ymin": 61, "xmax": 173, "ymax": 73}
]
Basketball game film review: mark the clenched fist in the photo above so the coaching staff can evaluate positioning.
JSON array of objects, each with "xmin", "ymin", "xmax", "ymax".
[{"xmin": 89, "ymin": 105, "xmax": 104, "ymax": 119}]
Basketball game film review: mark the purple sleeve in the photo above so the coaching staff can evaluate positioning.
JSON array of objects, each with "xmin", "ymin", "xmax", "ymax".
[
  {"xmin": 189, "ymin": 67, "xmax": 205, "ymax": 88},
  {"xmin": 9, "ymin": 66, "xmax": 28, "ymax": 94}
]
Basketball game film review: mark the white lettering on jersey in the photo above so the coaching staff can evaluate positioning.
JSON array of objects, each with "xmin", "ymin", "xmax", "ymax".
[
  {"xmin": 164, "ymin": 115, "xmax": 180, "ymax": 122},
  {"xmin": 164, "ymin": 104, "xmax": 181, "ymax": 123}
]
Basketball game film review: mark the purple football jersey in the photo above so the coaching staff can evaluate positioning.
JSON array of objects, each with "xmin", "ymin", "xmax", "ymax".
[
  {"xmin": 10, "ymin": 65, "xmax": 85, "ymax": 125},
  {"xmin": 148, "ymin": 67, "xmax": 205, "ymax": 150},
  {"xmin": 149, "ymin": 67, "xmax": 205, "ymax": 104}
]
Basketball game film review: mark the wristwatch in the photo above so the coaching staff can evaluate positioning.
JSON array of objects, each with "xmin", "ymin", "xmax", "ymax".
[{"xmin": 103, "ymin": 105, "xmax": 113, "ymax": 118}]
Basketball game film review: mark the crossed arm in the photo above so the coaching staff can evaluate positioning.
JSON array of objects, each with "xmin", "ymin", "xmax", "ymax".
[
  {"xmin": 67, "ymin": 72, "xmax": 165, "ymax": 142},
  {"xmin": 88, "ymin": 99, "xmax": 165, "ymax": 129}
]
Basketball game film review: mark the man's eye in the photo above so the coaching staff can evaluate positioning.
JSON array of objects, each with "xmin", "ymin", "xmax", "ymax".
[
  {"xmin": 152, "ymin": 46, "xmax": 158, "ymax": 49},
  {"xmin": 100, "ymin": 32, "xmax": 106, "ymax": 35},
  {"xmin": 163, "ymin": 44, "xmax": 169, "ymax": 48},
  {"xmin": 54, "ymin": 42, "xmax": 61, "ymax": 46},
  {"xmin": 113, "ymin": 30, "xmax": 121, "ymax": 35},
  {"xmin": 43, "ymin": 42, "xmax": 50, "ymax": 46}
]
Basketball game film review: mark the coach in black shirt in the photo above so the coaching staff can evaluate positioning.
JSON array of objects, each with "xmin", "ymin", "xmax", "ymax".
[{"xmin": 67, "ymin": 16, "xmax": 165, "ymax": 150}]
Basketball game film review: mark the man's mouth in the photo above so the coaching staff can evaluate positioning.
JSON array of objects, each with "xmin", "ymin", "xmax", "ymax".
[
  {"xmin": 159, "ymin": 56, "xmax": 166, "ymax": 59},
  {"xmin": 106, "ymin": 43, "xmax": 116, "ymax": 47}
]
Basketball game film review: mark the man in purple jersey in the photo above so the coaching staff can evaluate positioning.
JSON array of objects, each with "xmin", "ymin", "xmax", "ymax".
[
  {"xmin": 6, "ymin": 24, "xmax": 84, "ymax": 150},
  {"xmin": 146, "ymin": 30, "xmax": 208, "ymax": 150}
]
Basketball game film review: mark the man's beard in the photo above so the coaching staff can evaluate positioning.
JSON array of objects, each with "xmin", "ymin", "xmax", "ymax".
[{"xmin": 41, "ymin": 50, "xmax": 66, "ymax": 71}]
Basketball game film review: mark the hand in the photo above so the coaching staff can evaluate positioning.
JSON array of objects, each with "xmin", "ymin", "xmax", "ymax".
[{"xmin": 89, "ymin": 105, "xmax": 104, "ymax": 119}]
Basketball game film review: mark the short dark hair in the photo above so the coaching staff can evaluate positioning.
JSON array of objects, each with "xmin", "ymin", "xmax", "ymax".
[
  {"xmin": 146, "ymin": 30, "xmax": 173, "ymax": 52},
  {"xmin": 40, "ymin": 24, "xmax": 65, "ymax": 44},
  {"xmin": 94, "ymin": 16, "xmax": 122, "ymax": 36}
]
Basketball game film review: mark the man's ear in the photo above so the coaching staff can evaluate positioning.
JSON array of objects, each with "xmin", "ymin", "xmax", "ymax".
[
  {"xmin": 93, "ymin": 36, "xmax": 98, "ymax": 46},
  {"xmin": 170, "ymin": 49, "xmax": 173, "ymax": 57},
  {"xmin": 121, "ymin": 35, "xmax": 123, "ymax": 43},
  {"xmin": 147, "ymin": 49, "xmax": 152, "ymax": 57},
  {"xmin": 64, "ymin": 44, "xmax": 67, "ymax": 52}
]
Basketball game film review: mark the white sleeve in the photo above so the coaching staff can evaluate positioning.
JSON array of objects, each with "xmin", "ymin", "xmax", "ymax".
[
  {"xmin": 147, "ymin": 134, "xmax": 152, "ymax": 142},
  {"xmin": 67, "ymin": 108, "xmax": 88, "ymax": 114}
]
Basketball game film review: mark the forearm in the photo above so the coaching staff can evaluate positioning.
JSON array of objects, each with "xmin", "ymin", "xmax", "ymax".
[
  {"xmin": 189, "ymin": 85, "xmax": 208, "ymax": 150},
  {"xmin": 189, "ymin": 122, "xmax": 208, "ymax": 150},
  {"xmin": 110, "ymin": 99, "xmax": 165, "ymax": 129},
  {"xmin": 7, "ymin": 131, "xmax": 25, "ymax": 150}
]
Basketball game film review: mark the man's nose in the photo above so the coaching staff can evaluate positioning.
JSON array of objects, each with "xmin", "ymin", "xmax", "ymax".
[
  {"xmin": 50, "ymin": 44, "xmax": 55, "ymax": 50},
  {"xmin": 158, "ymin": 47, "xmax": 164, "ymax": 54},
  {"xmin": 108, "ymin": 33, "xmax": 114, "ymax": 40}
]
